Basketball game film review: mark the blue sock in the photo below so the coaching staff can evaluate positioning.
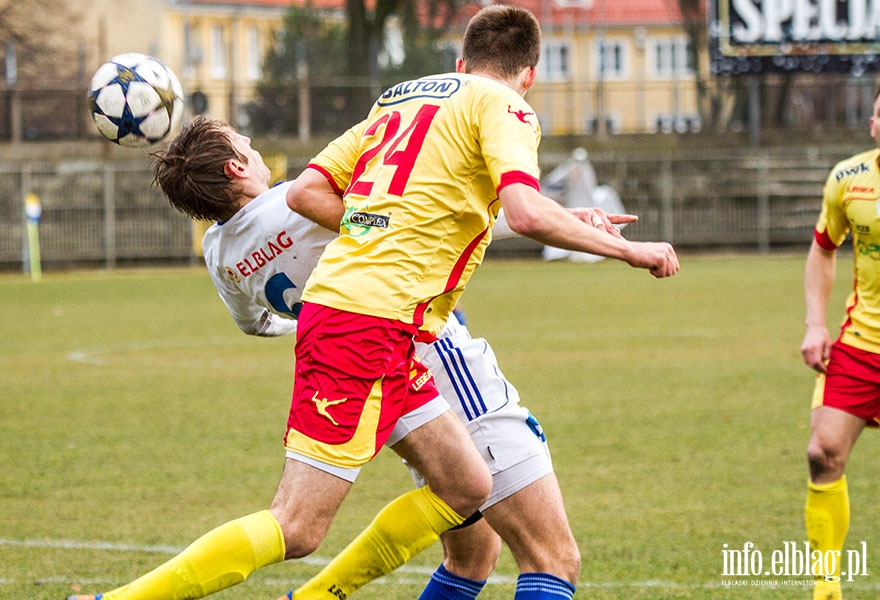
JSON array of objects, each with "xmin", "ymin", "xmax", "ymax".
[
  {"xmin": 514, "ymin": 572, "xmax": 576, "ymax": 599},
  {"xmin": 418, "ymin": 563, "xmax": 486, "ymax": 600}
]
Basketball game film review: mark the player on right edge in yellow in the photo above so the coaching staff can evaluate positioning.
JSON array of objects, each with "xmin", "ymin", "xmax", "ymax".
[{"xmin": 801, "ymin": 86, "xmax": 880, "ymax": 600}]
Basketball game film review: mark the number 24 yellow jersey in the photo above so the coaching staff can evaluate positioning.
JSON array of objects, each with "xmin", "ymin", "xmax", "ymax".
[{"xmin": 303, "ymin": 72, "xmax": 542, "ymax": 334}]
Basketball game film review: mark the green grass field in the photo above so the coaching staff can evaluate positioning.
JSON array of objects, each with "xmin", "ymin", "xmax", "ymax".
[{"xmin": 2, "ymin": 254, "xmax": 879, "ymax": 599}]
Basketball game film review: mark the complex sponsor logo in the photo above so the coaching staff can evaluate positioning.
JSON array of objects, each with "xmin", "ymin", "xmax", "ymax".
[
  {"xmin": 347, "ymin": 211, "xmax": 390, "ymax": 229},
  {"xmin": 228, "ymin": 230, "xmax": 293, "ymax": 279},
  {"xmin": 720, "ymin": 541, "xmax": 869, "ymax": 587},
  {"xmin": 342, "ymin": 205, "xmax": 391, "ymax": 238},
  {"xmin": 377, "ymin": 77, "xmax": 460, "ymax": 107}
]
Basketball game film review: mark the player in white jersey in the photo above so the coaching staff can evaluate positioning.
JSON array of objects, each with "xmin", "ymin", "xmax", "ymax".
[{"xmin": 200, "ymin": 180, "xmax": 335, "ymax": 338}]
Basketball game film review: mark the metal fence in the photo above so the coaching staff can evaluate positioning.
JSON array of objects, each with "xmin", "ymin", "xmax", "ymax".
[
  {"xmin": 0, "ymin": 161, "xmax": 193, "ymax": 271},
  {"xmin": 0, "ymin": 144, "xmax": 855, "ymax": 273}
]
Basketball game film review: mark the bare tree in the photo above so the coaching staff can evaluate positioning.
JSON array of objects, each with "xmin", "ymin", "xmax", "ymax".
[
  {"xmin": 0, "ymin": 0, "xmax": 83, "ymax": 87},
  {"xmin": 675, "ymin": 0, "xmax": 724, "ymax": 128},
  {"xmin": 0, "ymin": 0, "xmax": 84, "ymax": 139}
]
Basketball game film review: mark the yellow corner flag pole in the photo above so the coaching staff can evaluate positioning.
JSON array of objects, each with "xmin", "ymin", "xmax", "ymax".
[{"xmin": 24, "ymin": 193, "xmax": 42, "ymax": 283}]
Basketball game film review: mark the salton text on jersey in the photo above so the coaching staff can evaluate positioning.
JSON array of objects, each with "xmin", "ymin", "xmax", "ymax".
[
  {"xmin": 229, "ymin": 230, "xmax": 294, "ymax": 279},
  {"xmin": 377, "ymin": 77, "xmax": 461, "ymax": 107}
]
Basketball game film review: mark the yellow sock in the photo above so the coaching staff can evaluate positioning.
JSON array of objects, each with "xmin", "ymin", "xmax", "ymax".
[
  {"xmin": 806, "ymin": 477, "xmax": 849, "ymax": 600},
  {"xmin": 102, "ymin": 510, "xmax": 285, "ymax": 599},
  {"xmin": 294, "ymin": 487, "xmax": 464, "ymax": 600}
]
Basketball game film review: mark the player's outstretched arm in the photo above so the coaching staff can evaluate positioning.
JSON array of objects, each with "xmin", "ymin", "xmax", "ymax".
[
  {"xmin": 499, "ymin": 183, "xmax": 679, "ymax": 278},
  {"xmin": 492, "ymin": 207, "xmax": 635, "ymax": 240},
  {"xmin": 801, "ymin": 239, "xmax": 836, "ymax": 373}
]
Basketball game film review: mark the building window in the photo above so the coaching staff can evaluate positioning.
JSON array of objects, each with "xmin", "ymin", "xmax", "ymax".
[
  {"xmin": 540, "ymin": 41, "xmax": 570, "ymax": 82},
  {"xmin": 585, "ymin": 113, "xmax": 622, "ymax": 134},
  {"xmin": 246, "ymin": 26, "xmax": 262, "ymax": 81},
  {"xmin": 594, "ymin": 38, "xmax": 628, "ymax": 80},
  {"xmin": 652, "ymin": 113, "xmax": 702, "ymax": 133},
  {"xmin": 211, "ymin": 25, "xmax": 227, "ymax": 79},
  {"xmin": 183, "ymin": 22, "xmax": 202, "ymax": 78},
  {"xmin": 649, "ymin": 37, "xmax": 694, "ymax": 79}
]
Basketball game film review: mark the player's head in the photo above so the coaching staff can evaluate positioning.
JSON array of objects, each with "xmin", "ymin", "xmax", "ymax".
[
  {"xmin": 151, "ymin": 115, "xmax": 249, "ymax": 222},
  {"xmin": 459, "ymin": 5, "xmax": 541, "ymax": 80}
]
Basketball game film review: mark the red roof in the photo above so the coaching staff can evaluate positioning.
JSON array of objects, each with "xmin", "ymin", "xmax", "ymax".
[
  {"xmin": 456, "ymin": 0, "xmax": 692, "ymax": 27},
  {"xmin": 184, "ymin": 0, "xmax": 353, "ymax": 8},
  {"xmin": 183, "ymin": 0, "xmax": 697, "ymax": 26}
]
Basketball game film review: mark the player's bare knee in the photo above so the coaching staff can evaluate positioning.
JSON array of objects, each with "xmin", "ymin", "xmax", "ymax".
[
  {"xmin": 271, "ymin": 512, "xmax": 325, "ymax": 559},
  {"xmin": 447, "ymin": 551, "xmax": 499, "ymax": 581},
  {"xmin": 806, "ymin": 439, "xmax": 846, "ymax": 480},
  {"xmin": 436, "ymin": 468, "xmax": 491, "ymax": 517},
  {"xmin": 557, "ymin": 540, "xmax": 582, "ymax": 583},
  {"xmin": 461, "ymin": 470, "xmax": 492, "ymax": 514},
  {"xmin": 281, "ymin": 528, "xmax": 323, "ymax": 560}
]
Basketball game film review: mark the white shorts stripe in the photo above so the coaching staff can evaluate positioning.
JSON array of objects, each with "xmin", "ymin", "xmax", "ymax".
[{"xmin": 434, "ymin": 336, "xmax": 487, "ymax": 420}]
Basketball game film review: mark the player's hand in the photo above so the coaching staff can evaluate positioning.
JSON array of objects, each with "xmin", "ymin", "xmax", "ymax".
[
  {"xmin": 801, "ymin": 325, "xmax": 832, "ymax": 373},
  {"xmin": 625, "ymin": 241, "xmax": 679, "ymax": 278},
  {"xmin": 569, "ymin": 207, "xmax": 637, "ymax": 240}
]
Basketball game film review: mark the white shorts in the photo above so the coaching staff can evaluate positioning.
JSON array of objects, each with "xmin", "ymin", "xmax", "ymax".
[
  {"xmin": 410, "ymin": 315, "xmax": 554, "ymax": 509},
  {"xmin": 408, "ymin": 403, "xmax": 553, "ymax": 510}
]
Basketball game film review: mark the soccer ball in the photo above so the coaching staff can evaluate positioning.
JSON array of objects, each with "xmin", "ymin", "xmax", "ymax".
[{"xmin": 88, "ymin": 53, "xmax": 184, "ymax": 147}]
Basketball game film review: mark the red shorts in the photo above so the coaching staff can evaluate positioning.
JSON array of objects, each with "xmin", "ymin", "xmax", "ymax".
[
  {"xmin": 285, "ymin": 303, "xmax": 439, "ymax": 468},
  {"xmin": 812, "ymin": 341, "xmax": 880, "ymax": 426}
]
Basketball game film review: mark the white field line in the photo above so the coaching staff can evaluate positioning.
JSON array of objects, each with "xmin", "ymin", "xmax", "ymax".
[
  {"xmin": 66, "ymin": 337, "xmax": 239, "ymax": 367},
  {"xmin": 7, "ymin": 537, "xmax": 880, "ymax": 591},
  {"xmin": 0, "ymin": 537, "xmax": 509, "ymax": 586}
]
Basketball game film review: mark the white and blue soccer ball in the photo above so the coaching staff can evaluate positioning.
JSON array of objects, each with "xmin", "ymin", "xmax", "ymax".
[{"xmin": 88, "ymin": 53, "xmax": 184, "ymax": 147}]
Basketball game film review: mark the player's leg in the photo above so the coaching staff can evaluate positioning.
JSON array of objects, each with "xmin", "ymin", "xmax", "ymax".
[
  {"xmin": 288, "ymin": 408, "xmax": 492, "ymax": 600},
  {"xmin": 285, "ymin": 305, "xmax": 492, "ymax": 600},
  {"xmin": 417, "ymin": 519, "xmax": 501, "ymax": 600},
  {"xmin": 806, "ymin": 405, "xmax": 864, "ymax": 600},
  {"xmin": 804, "ymin": 342, "xmax": 880, "ymax": 600},
  {"xmin": 391, "ymin": 409, "xmax": 493, "ymax": 515},
  {"xmin": 67, "ymin": 458, "xmax": 351, "ymax": 600},
  {"xmin": 483, "ymin": 473, "xmax": 579, "ymax": 599},
  {"xmin": 418, "ymin": 317, "xmax": 577, "ymax": 598}
]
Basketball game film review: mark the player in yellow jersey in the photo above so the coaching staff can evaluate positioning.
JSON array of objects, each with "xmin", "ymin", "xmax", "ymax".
[
  {"xmin": 801, "ymin": 87, "xmax": 880, "ymax": 600},
  {"xmin": 282, "ymin": 6, "xmax": 678, "ymax": 600}
]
